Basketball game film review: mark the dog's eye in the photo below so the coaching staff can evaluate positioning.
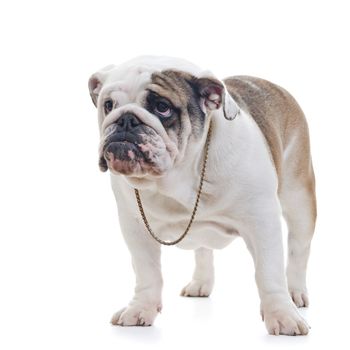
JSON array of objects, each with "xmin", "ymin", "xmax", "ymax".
[
  {"xmin": 104, "ymin": 100, "xmax": 114, "ymax": 114},
  {"xmin": 154, "ymin": 101, "xmax": 172, "ymax": 118}
]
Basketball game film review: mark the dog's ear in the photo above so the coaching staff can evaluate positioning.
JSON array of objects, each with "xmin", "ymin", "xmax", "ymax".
[
  {"xmin": 88, "ymin": 74, "xmax": 103, "ymax": 107},
  {"xmin": 193, "ymin": 77, "xmax": 240, "ymax": 120},
  {"xmin": 88, "ymin": 65, "xmax": 116, "ymax": 107}
]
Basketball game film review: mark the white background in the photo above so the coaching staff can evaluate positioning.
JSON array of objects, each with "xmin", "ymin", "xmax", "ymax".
[{"xmin": 1, "ymin": 0, "xmax": 349, "ymax": 349}]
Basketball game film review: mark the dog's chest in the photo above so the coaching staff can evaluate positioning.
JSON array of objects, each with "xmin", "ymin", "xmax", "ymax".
[{"xmin": 138, "ymin": 190, "xmax": 240, "ymax": 249}]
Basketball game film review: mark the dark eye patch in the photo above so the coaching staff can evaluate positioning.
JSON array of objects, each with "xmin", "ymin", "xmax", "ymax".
[
  {"xmin": 104, "ymin": 99, "xmax": 114, "ymax": 114},
  {"xmin": 146, "ymin": 91, "xmax": 174, "ymax": 109},
  {"xmin": 145, "ymin": 90, "xmax": 180, "ymax": 128}
]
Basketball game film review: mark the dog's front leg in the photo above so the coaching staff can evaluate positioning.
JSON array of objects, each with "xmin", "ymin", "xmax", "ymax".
[
  {"xmin": 241, "ymin": 200, "xmax": 310, "ymax": 336},
  {"xmin": 111, "ymin": 208, "xmax": 163, "ymax": 326}
]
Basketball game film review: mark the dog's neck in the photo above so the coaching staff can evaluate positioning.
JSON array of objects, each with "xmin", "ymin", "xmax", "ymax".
[
  {"xmin": 122, "ymin": 110, "xmax": 246, "ymax": 210},
  {"xmin": 137, "ymin": 112, "xmax": 229, "ymax": 205},
  {"xmin": 155, "ymin": 141, "xmax": 207, "ymax": 208},
  {"xmin": 125, "ymin": 126, "xmax": 208, "ymax": 209}
]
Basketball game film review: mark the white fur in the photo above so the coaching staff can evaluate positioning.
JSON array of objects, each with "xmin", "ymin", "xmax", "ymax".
[
  {"xmin": 181, "ymin": 248, "xmax": 214, "ymax": 297},
  {"xmin": 90, "ymin": 56, "xmax": 310, "ymax": 335}
]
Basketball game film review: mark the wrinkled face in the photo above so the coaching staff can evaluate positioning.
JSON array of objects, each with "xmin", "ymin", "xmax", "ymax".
[{"xmin": 89, "ymin": 57, "xmax": 238, "ymax": 179}]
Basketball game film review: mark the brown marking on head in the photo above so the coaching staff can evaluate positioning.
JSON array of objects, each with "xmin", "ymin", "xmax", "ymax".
[
  {"xmin": 144, "ymin": 70, "xmax": 207, "ymax": 159},
  {"xmin": 149, "ymin": 70, "xmax": 206, "ymax": 123}
]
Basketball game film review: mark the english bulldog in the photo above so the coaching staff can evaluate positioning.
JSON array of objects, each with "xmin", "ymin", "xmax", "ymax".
[{"xmin": 88, "ymin": 56, "xmax": 316, "ymax": 336}]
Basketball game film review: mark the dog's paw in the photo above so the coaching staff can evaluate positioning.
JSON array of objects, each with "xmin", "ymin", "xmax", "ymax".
[
  {"xmin": 262, "ymin": 302, "xmax": 310, "ymax": 336},
  {"xmin": 180, "ymin": 279, "xmax": 213, "ymax": 297},
  {"xmin": 110, "ymin": 303, "xmax": 162, "ymax": 326},
  {"xmin": 287, "ymin": 269, "xmax": 309, "ymax": 308},
  {"xmin": 289, "ymin": 288, "xmax": 309, "ymax": 308}
]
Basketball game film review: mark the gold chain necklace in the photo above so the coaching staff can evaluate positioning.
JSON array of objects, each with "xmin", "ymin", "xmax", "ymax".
[{"xmin": 134, "ymin": 121, "xmax": 212, "ymax": 246}]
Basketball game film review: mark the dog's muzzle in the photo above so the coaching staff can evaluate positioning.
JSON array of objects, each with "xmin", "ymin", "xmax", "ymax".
[{"xmin": 99, "ymin": 113, "xmax": 172, "ymax": 176}]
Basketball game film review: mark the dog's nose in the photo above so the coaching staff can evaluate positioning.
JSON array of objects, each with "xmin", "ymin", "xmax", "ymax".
[{"xmin": 116, "ymin": 113, "xmax": 142, "ymax": 132}]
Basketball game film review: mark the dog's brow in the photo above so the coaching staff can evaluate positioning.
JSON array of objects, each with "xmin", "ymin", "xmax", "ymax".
[{"xmin": 145, "ymin": 88, "xmax": 178, "ymax": 108}]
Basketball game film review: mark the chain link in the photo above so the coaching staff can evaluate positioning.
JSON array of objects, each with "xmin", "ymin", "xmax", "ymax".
[{"xmin": 134, "ymin": 121, "xmax": 212, "ymax": 246}]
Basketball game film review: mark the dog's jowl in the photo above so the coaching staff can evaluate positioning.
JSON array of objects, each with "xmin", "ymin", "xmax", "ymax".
[{"xmin": 88, "ymin": 56, "xmax": 316, "ymax": 336}]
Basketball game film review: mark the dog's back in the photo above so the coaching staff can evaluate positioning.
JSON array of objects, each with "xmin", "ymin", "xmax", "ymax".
[{"xmin": 224, "ymin": 76, "xmax": 313, "ymax": 189}]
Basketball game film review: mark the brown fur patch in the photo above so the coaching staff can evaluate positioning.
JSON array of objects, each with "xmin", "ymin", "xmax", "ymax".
[
  {"xmin": 225, "ymin": 76, "xmax": 316, "ymax": 222},
  {"xmin": 225, "ymin": 78, "xmax": 310, "ymax": 178},
  {"xmin": 148, "ymin": 70, "xmax": 206, "ymax": 142}
]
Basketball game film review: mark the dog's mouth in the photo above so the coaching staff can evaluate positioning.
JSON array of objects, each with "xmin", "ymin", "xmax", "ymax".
[
  {"xmin": 99, "ymin": 128, "xmax": 173, "ymax": 176},
  {"xmin": 105, "ymin": 140, "xmax": 145, "ymax": 163}
]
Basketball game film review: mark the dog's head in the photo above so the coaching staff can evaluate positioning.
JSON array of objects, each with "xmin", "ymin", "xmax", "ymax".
[{"xmin": 88, "ymin": 56, "xmax": 239, "ymax": 179}]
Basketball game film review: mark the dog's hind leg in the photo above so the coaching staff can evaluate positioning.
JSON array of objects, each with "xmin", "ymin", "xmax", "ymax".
[{"xmin": 279, "ymin": 129, "xmax": 317, "ymax": 308}]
